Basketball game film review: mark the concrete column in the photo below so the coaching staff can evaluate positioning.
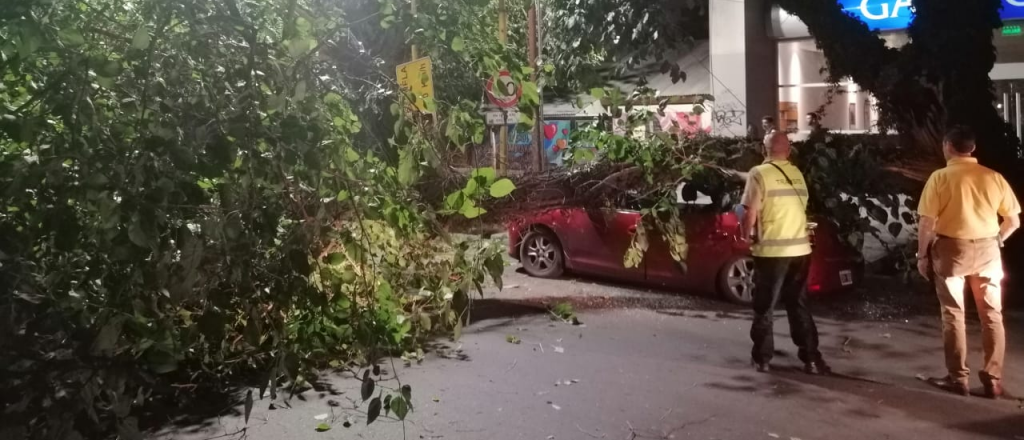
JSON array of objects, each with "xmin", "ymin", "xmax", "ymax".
[{"xmin": 709, "ymin": 0, "xmax": 778, "ymax": 138}]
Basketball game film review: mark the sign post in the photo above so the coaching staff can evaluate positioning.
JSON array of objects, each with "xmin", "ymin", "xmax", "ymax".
[
  {"xmin": 496, "ymin": 0, "xmax": 509, "ymax": 174},
  {"xmin": 485, "ymin": 69, "xmax": 520, "ymax": 173},
  {"xmin": 396, "ymin": 58, "xmax": 435, "ymax": 114}
]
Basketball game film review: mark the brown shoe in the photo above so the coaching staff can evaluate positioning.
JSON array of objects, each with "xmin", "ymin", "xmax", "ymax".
[
  {"xmin": 980, "ymin": 373, "xmax": 1004, "ymax": 399},
  {"xmin": 930, "ymin": 376, "xmax": 970, "ymax": 397}
]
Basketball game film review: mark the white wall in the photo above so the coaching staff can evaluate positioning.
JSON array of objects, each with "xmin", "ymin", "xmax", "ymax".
[{"xmin": 709, "ymin": 0, "xmax": 749, "ymax": 137}]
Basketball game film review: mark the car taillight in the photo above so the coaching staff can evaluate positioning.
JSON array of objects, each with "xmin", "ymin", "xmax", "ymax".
[{"xmin": 808, "ymin": 284, "xmax": 822, "ymax": 292}]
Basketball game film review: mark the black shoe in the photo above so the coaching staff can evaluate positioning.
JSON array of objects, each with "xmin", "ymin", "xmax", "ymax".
[
  {"xmin": 804, "ymin": 361, "xmax": 831, "ymax": 375},
  {"xmin": 753, "ymin": 361, "xmax": 771, "ymax": 373}
]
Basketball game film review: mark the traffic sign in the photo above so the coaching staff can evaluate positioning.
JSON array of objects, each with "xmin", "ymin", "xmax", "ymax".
[
  {"xmin": 484, "ymin": 109, "xmax": 520, "ymax": 125},
  {"xmin": 485, "ymin": 70, "xmax": 521, "ymax": 108},
  {"xmin": 396, "ymin": 57, "xmax": 435, "ymax": 113}
]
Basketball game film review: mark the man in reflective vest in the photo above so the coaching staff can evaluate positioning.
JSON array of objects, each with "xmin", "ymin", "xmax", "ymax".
[{"xmin": 740, "ymin": 132, "xmax": 829, "ymax": 374}]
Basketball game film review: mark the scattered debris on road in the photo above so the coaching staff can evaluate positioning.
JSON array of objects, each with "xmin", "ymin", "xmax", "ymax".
[
  {"xmin": 842, "ymin": 336, "xmax": 853, "ymax": 353},
  {"xmin": 576, "ymin": 423, "xmax": 606, "ymax": 438},
  {"xmin": 506, "ymin": 335, "xmax": 521, "ymax": 344},
  {"xmin": 313, "ymin": 413, "xmax": 329, "ymax": 421},
  {"xmin": 552, "ymin": 345, "xmax": 565, "ymax": 353}
]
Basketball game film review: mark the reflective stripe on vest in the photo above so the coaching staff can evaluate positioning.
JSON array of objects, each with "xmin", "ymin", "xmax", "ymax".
[{"xmin": 753, "ymin": 161, "xmax": 812, "ymax": 258}]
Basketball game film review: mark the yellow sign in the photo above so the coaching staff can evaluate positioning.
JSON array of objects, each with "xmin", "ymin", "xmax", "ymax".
[{"xmin": 396, "ymin": 57, "xmax": 435, "ymax": 113}]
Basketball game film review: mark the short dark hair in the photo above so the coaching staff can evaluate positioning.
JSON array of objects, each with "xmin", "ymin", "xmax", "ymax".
[
  {"xmin": 806, "ymin": 112, "xmax": 818, "ymax": 119},
  {"xmin": 761, "ymin": 116, "xmax": 774, "ymax": 123},
  {"xmin": 944, "ymin": 126, "xmax": 976, "ymax": 154}
]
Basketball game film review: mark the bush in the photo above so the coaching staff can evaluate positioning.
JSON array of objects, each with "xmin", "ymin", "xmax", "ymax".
[{"xmin": 0, "ymin": 1, "xmax": 504, "ymax": 438}]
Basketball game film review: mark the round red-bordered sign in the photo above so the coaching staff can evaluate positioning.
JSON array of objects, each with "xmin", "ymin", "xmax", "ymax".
[{"xmin": 485, "ymin": 70, "xmax": 521, "ymax": 108}]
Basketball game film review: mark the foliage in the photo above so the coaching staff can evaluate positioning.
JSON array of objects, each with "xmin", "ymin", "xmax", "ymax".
[
  {"xmin": 0, "ymin": 0, "xmax": 516, "ymax": 438},
  {"xmin": 550, "ymin": 301, "xmax": 575, "ymax": 321},
  {"xmin": 543, "ymin": 0, "xmax": 708, "ymax": 98}
]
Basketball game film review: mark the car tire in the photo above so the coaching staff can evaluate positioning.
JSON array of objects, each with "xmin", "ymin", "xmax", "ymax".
[
  {"xmin": 519, "ymin": 229, "xmax": 565, "ymax": 278},
  {"xmin": 717, "ymin": 255, "xmax": 756, "ymax": 306}
]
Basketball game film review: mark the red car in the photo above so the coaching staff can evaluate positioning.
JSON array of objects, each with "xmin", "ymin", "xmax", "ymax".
[{"xmin": 506, "ymin": 194, "xmax": 864, "ymax": 305}]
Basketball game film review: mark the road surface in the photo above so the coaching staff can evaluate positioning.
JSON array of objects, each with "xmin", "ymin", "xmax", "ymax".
[{"xmin": 156, "ymin": 270, "xmax": 1024, "ymax": 440}]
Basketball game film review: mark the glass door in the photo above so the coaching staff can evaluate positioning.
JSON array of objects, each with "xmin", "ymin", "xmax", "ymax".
[{"xmin": 995, "ymin": 80, "xmax": 1024, "ymax": 140}]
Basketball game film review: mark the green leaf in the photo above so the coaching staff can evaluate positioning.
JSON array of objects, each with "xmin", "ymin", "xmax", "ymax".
[
  {"xmin": 489, "ymin": 178, "xmax": 516, "ymax": 198},
  {"xmin": 471, "ymin": 167, "xmax": 497, "ymax": 185},
  {"xmin": 244, "ymin": 390, "xmax": 254, "ymax": 424},
  {"xmin": 324, "ymin": 92, "xmax": 343, "ymax": 104},
  {"xmin": 288, "ymin": 38, "xmax": 311, "ymax": 58},
  {"xmin": 59, "ymin": 28, "xmax": 85, "ymax": 47},
  {"xmin": 128, "ymin": 218, "xmax": 149, "ymax": 248},
  {"xmin": 293, "ymin": 80, "xmax": 307, "ymax": 101},
  {"xmin": 337, "ymin": 190, "xmax": 350, "ymax": 201},
  {"xmin": 485, "ymin": 253, "xmax": 504, "ymax": 290},
  {"xmin": 315, "ymin": 423, "xmax": 331, "ymax": 432},
  {"xmin": 463, "ymin": 176, "xmax": 480, "ymax": 196},
  {"xmin": 419, "ymin": 313, "xmax": 432, "ymax": 331},
  {"xmin": 345, "ymin": 148, "xmax": 360, "ymax": 162},
  {"xmin": 423, "ymin": 97, "xmax": 438, "ymax": 113},
  {"xmin": 391, "ymin": 396, "xmax": 409, "ymax": 420},
  {"xmin": 367, "ymin": 397, "xmax": 382, "ymax": 425},
  {"xmin": 451, "ymin": 36, "xmax": 465, "ymax": 52},
  {"xmin": 459, "ymin": 199, "xmax": 486, "ymax": 219},
  {"xmin": 444, "ymin": 191, "xmax": 465, "ymax": 211},
  {"xmin": 146, "ymin": 350, "xmax": 178, "ymax": 374},
  {"xmin": 361, "ymin": 370, "xmax": 375, "ymax": 401},
  {"xmin": 543, "ymin": 63, "xmax": 555, "ymax": 73},
  {"xmin": 327, "ymin": 252, "xmax": 345, "ymax": 265},
  {"xmin": 96, "ymin": 76, "xmax": 115, "ymax": 89},
  {"xmin": 522, "ymin": 81, "xmax": 539, "ymax": 105},
  {"xmin": 521, "ymin": 66, "xmax": 535, "ymax": 75},
  {"xmin": 132, "ymin": 27, "xmax": 151, "ymax": 50},
  {"xmin": 398, "ymin": 148, "xmax": 419, "ymax": 187},
  {"xmin": 517, "ymin": 112, "xmax": 534, "ymax": 126},
  {"xmin": 401, "ymin": 385, "xmax": 412, "ymax": 408},
  {"xmin": 590, "ymin": 88, "xmax": 606, "ymax": 99}
]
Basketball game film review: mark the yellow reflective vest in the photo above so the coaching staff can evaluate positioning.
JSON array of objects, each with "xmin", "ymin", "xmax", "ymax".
[{"xmin": 752, "ymin": 160, "xmax": 812, "ymax": 258}]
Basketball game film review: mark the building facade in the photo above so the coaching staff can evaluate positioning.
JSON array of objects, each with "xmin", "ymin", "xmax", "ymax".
[{"xmin": 709, "ymin": 0, "xmax": 1024, "ymax": 138}]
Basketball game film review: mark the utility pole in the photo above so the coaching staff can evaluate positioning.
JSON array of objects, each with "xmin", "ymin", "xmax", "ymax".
[
  {"xmin": 495, "ymin": 0, "xmax": 508, "ymax": 174},
  {"xmin": 527, "ymin": 1, "xmax": 544, "ymax": 172},
  {"xmin": 411, "ymin": 0, "xmax": 419, "ymax": 60}
]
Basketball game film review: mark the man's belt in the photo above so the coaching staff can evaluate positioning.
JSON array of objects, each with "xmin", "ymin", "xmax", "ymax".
[{"xmin": 936, "ymin": 235, "xmax": 998, "ymax": 243}]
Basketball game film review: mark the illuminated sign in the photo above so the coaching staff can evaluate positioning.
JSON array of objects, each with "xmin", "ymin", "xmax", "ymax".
[
  {"xmin": 838, "ymin": 0, "xmax": 1024, "ymax": 32},
  {"xmin": 1004, "ymin": 24, "xmax": 1023, "ymax": 36}
]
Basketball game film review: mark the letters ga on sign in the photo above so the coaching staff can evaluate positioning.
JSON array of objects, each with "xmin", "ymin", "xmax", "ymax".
[{"xmin": 396, "ymin": 57, "xmax": 435, "ymax": 113}]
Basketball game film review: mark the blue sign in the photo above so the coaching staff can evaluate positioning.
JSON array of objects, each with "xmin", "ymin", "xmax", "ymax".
[{"xmin": 838, "ymin": 0, "xmax": 1024, "ymax": 32}]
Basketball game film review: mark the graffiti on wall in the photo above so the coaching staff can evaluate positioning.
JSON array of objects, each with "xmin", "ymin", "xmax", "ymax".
[
  {"xmin": 543, "ymin": 121, "xmax": 571, "ymax": 166},
  {"xmin": 657, "ymin": 111, "xmax": 711, "ymax": 136},
  {"xmin": 711, "ymin": 103, "xmax": 745, "ymax": 131}
]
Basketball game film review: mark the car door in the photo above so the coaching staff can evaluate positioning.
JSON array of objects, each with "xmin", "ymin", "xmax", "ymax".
[
  {"xmin": 554, "ymin": 202, "xmax": 645, "ymax": 282},
  {"xmin": 644, "ymin": 184, "xmax": 747, "ymax": 293}
]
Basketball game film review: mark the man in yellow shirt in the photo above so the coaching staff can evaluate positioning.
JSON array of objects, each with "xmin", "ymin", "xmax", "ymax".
[
  {"xmin": 917, "ymin": 126, "xmax": 1021, "ymax": 398},
  {"xmin": 741, "ymin": 132, "xmax": 828, "ymax": 375}
]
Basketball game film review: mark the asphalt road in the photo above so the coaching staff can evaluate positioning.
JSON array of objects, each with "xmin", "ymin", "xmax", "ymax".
[{"xmin": 156, "ymin": 269, "xmax": 1024, "ymax": 440}]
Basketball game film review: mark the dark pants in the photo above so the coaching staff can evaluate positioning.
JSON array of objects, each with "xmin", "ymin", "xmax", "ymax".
[{"xmin": 750, "ymin": 256, "xmax": 822, "ymax": 365}]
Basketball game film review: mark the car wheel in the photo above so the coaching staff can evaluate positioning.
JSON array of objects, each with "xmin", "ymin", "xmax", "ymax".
[
  {"xmin": 718, "ymin": 256, "xmax": 756, "ymax": 305},
  {"xmin": 520, "ymin": 230, "xmax": 564, "ymax": 278}
]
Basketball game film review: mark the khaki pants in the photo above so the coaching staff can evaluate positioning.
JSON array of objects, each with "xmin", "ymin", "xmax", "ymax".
[{"xmin": 931, "ymin": 237, "xmax": 1005, "ymax": 383}]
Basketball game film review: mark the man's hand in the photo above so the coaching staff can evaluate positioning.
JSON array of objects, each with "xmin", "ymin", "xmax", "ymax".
[{"xmin": 917, "ymin": 258, "xmax": 930, "ymax": 280}]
